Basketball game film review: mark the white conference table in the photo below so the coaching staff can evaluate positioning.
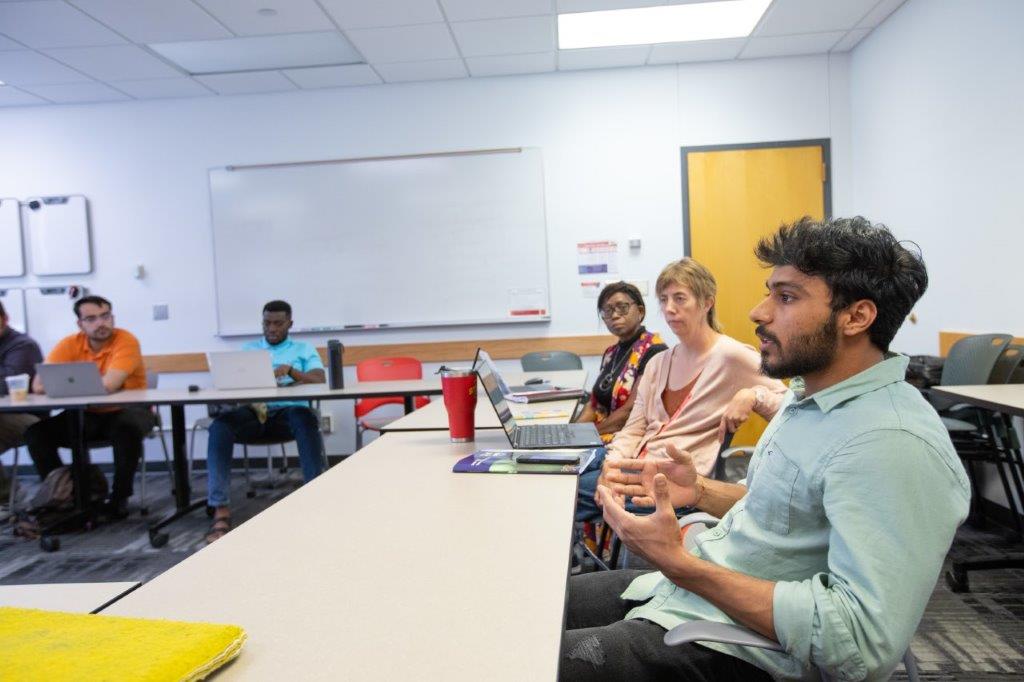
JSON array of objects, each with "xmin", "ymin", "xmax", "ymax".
[
  {"xmin": 931, "ymin": 384, "xmax": 1024, "ymax": 418},
  {"xmin": 0, "ymin": 379, "xmax": 446, "ymax": 548},
  {"xmin": 382, "ymin": 370, "xmax": 589, "ymax": 432},
  {"xmin": 0, "ymin": 581, "xmax": 140, "ymax": 614},
  {"xmin": 105, "ymin": 429, "xmax": 577, "ymax": 680}
]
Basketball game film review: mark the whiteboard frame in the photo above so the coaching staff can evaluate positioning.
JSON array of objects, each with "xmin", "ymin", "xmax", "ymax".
[
  {"xmin": 0, "ymin": 198, "xmax": 25, "ymax": 278},
  {"xmin": 207, "ymin": 147, "xmax": 553, "ymax": 337},
  {"xmin": 25, "ymin": 195, "xmax": 93, "ymax": 276}
]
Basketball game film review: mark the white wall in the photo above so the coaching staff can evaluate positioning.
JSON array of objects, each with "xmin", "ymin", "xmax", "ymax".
[
  {"xmin": 849, "ymin": 0, "xmax": 1024, "ymax": 354},
  {"xmin": 0, "ymin": 54, "xmax": 849, "ymax": 459},
  {"xmin": 849, "ymin": 0, "xmax": 1024, "ymax": 512}
]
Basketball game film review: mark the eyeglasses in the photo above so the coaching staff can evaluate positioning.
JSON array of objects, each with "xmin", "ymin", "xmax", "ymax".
[
  {"xmin": 599, "ymin": 302, "xmax": 636, "ymax": 320},
  {"xmin": 80, "ymin": 312, "xmax": 112, "ymax": 324}
]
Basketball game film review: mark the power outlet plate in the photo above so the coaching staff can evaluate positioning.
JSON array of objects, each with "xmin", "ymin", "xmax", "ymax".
[
  {"xmin": 319, "ymin": 413, "xmax": 333, "ymax": 434},
  {"xmin": 153, "ymin": 304, "xmax": 169, "ymax": 321}
]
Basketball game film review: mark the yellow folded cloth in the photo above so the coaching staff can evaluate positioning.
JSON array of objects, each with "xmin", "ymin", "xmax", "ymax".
[{"xmin": 0, "ymin": 607, "xmax": 246, "ymax": 681}]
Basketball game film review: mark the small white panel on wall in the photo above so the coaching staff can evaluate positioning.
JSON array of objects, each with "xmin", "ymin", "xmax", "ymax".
[
  {"xmin": 24, "ymin": 286, "xmax": 86, "ymax": 354},
  {"xmin": 0, "ymin": 288, "xmax": 26, "ymax": 332},
  {"xmin": 0, "ymin": 198, "xmax": 25, "ymax": 277},
  {"xmin": 25, "ymin": 195, "xmax": 92, "ymax": 275}
]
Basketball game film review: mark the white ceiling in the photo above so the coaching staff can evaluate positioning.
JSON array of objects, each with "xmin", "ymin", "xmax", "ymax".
[{"xmin": 0, "ymin": 0, "xmax": 906, "ymax": 107}]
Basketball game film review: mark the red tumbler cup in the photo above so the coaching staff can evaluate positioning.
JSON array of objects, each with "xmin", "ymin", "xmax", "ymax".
[{"xmin": 441, "ymin": 369, "xmax": 477, "ymax": 442}]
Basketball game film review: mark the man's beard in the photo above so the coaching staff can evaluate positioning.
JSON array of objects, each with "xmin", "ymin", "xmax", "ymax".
[{"xmin": 758, "ymin": 312, "xmax": 839, "ymax": 379}]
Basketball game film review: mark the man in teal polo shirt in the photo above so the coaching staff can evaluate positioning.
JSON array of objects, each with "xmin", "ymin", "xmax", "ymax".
[
  {"xmin": 559, "ymin": 218, "xmax": 970, "ymax": 681},
  {"xmin": 205, "ymin": 300, "xmax": 326, "ymax": 543}
]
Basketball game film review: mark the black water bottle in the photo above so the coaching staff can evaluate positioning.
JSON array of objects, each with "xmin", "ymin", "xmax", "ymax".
[{"xmin": 327, "ymin": 339, "xmax": 344, "ymax": 389}]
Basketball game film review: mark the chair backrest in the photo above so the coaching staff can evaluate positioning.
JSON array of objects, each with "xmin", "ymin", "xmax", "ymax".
[
  {"xmin": 989, "ymin": 344, "xmax": 1024, "ymax": 384},
  {"xmin": 941, "ymin": 334, "xmax": 1012, "ymax": 386},
  {"xmin": 355, "ymin": 357, "xmax": 429, "ymax": 418},
  {"xmin": 520, "ymin": 351, "xmax": 583, "ymax": 372}
]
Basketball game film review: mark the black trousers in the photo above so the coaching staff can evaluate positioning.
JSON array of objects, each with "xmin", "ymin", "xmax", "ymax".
[
  {"xmin": 25, "ymin": 407, "xmax": 156, "ymax": 501},
  {"xmin": 560, "ymin": 570, "xmax": 773, "ymax": 682}
]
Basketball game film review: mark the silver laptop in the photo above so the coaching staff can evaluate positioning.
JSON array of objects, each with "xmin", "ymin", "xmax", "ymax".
[
  {"xmin": 474, "ymin": 349, "xmax": 602, "ymax": 450},
  {"xmin": 207, "ymin": 351, "xmax": 277, "ymax": 390},
  {"xmin": 37, "ymin": 362, "xmax": 107, "ymax": 398}
]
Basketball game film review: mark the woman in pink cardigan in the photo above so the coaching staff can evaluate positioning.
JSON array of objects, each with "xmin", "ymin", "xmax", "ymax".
[{"xmin": 576, "ymin": 258, "xmax": 785, "ymax": 521}]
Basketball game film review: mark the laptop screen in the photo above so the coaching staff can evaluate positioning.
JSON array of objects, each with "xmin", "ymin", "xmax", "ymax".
[{"xmin": 474, "ymin": 349, "xmax": 517, "ymax": 440}]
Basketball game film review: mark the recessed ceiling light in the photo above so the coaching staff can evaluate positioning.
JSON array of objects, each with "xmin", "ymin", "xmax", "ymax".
[
  {"xmin": 0, "ymin": 80, "xmax": 6, "ymax": 86},
  {"xmin": 258, "ymin": 8, "xmax": 277, "ymax": 17},
  {"xmin": 558, "ymin": 0, "xmax": 772, "ymax": 50}
]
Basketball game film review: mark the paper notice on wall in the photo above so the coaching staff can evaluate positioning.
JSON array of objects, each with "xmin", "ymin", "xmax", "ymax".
[
  {"xmin": 508, "ymin": 287, "xmax": 548, "ymax": 317},
  {"xmin": 581, "ymin": 281, "xmax": 602, "ymax": 298},
  {"xmin": 577, "ymin": 241, "xmax": 618, "ymax": 275}
]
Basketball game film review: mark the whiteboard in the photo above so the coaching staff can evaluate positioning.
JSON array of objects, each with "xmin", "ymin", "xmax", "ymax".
[
  {"xmin": 24, "ymin": 286, "xmax": 85, "ymax": 355},
  {"xmin": 0, "ymin": 288, "xmax": 26, "ymax": 332},
  {"xmin": 0, "ymin": 198, "xmax": 25, "ymax": 277},
  {"xmin": 209, "ymin": 148, "xmax": 551, "ymax": 336},
  {"xmin": 25, "ymin": 195, "xmax": 92, "ymax": 275}
]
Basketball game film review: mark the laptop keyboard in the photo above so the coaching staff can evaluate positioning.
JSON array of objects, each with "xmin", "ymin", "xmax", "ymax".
[{"xmin": 517, "ymin": 424, "xmax": 574, "ymax": 447}]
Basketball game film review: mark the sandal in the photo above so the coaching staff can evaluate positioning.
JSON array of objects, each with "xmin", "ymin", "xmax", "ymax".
[{"xmin": 205, "ymin": 516, "xmax": 232, "ymax": 544}]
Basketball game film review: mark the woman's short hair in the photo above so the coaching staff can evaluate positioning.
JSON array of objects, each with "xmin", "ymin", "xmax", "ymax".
[
  {"xmin": 597, "ymin": 281, "xmax": 645, "ymax": 315},
  {"xmin": 655, "ymin": 258, "xmax": 722, "ymax": 332}
]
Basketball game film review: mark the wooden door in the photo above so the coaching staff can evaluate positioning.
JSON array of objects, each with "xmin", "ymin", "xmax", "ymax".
[{"xmin": 683, "ymin": 140, "xmax": 830, "ymax": 447}]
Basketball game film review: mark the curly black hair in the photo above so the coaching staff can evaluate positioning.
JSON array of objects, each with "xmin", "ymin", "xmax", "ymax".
[
  {"xmin": 755, "ymin": 216, "xmax": 928, "ymax": 352},
  {"xmin": 597, "ymin": 281, "xmax": 645, "ymax": 313},
  {"xmin": 262, "ymin": 299, "xmax": 292, "ymax": 318}
]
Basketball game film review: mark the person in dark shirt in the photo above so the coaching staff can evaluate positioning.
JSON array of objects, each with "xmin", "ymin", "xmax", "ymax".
[{"xmin": 0, "ymin": 301, "xmax": 44, "ymax": 506}]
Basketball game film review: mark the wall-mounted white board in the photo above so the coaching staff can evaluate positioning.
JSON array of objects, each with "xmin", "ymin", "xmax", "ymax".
[
  {"xmin": 0, "ymin": 198, "xmax": 25, "ymax": 277},
  {"xmin": 209, "ymin": 148, "xmax": 551, "ymax": 336},
  {"xmin": 24, "ymin": 286, "xmax": 85, "ymax": 354},
  {"xmin": 25, "ymin": 195, "xmax": 92, "ymax": 275},
  {"xmin": 0, "ymin": 288, "xmax": 26, "ymax": 332}
]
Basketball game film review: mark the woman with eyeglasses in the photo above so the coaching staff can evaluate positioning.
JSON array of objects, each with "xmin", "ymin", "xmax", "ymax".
[
  {"xmin": 575, "ymin": 258, "xmax": 786, "ymax": 523},
  {"xmin": 576, "ymin": 282, "xmax": 668, "ymax": 443}
]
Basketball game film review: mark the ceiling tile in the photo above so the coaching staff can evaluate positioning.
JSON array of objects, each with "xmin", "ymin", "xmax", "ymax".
[
  {"xmin": 755, "ymin": 0, "xmax": 878, "ymax": 37},
  {"xmin": 376, "ymin": 58, "xmax": 467, "ymax": 83},
  {"xmin": 0, "ymin": 50, "xmax": 92, "ymax": 85},
  {"xmin": 0, "ymin": 85, "xmax": 47, "ymax": 106},
  {"xmin": 20, "ymin": 81, "xmax": 130, "ymax": 103},
  {"xmin": 195, "ymin": 0, "xmax": 334, "ymax": 36},
  {"xmin": 0, "ymin": 34, "xmax": 25, "ymax": 50},
  {"xmin": 647, "ymin": 37, "xmax": 744, "ymax": 64},
  {"xmin": 556, "ymin": 0, "xmax": 670, "ymax": 12},
  {"xmin": 466, "ymin": 51, "xmax": 555, "ymax": 77},
  {"xmin": 830, "ymin": 28, "xmax": 870, "ymax": 53},
  {"xmin": 195, "ymin": 70, "xmax": 297, "ymax": 94},
  {"xmin": 440, "ymin": 0, "xmax": 553, "ymax": 22},
  {"xmin": 740, "ymin": 31, "xmax": 845, "ymax": 59},
  {"xmin": 557, "ymin": 44, "xmax": 648, "ymax": 70},
  {"xmin": 347, "ymin": 23, "xmax": 458, "ymax": 64},
  {"xmin": 68, "ymin": 0, "xmax": 233, "ymax": 43},
  {"xmin": 150, "ymin": 32, "xmax": 361, "ymax": 75},
  {"xmin": 282, "ymin": 63, "xmax": 381, "ymax": 88},
  {"xmin": 107, "ymin": 77, "xmax": 211, "ymax": 99},
  {"xmin": 451, "ymin": 15, "xmax": 555, "ymax": 57},
  {"xmin": 0, "ymin": 0, "xmax": 125, "ymax": 48},
  {"xmin": 857, "ymin": 0, "xmax": 907, "ymax": 28},
  {"xmin": 44, "ymin": 45, "xmax": 182, "ymax": 81},
  {"xmin": 318, "ymin": 0, "xmax": 443, "ymax": 30}
]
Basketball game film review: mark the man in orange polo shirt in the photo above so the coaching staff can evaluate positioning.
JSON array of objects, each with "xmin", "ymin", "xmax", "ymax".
[{"xmin": 25, "ymin": 295, "xmax": 154, "ymax": 519}]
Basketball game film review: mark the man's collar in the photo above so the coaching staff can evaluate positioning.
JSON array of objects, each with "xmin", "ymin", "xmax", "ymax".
[
  {"xmin": 261, "ymin": 336, "xmax": 291, "ymax": 349},
  {"xmin": 793, "ymin": 353, "xmax": 909, "ymax": 414}
]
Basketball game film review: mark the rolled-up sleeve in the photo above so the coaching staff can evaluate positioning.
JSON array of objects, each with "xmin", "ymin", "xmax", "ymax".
[{"xmin": 772, "ymin": 430, "xmax": 969, "ymax": 680}]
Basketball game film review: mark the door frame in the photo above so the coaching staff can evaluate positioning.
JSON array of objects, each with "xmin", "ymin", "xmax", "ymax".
[{"xmin": 680, "ymin": 138, "xmax": 832, "ymax": 256}]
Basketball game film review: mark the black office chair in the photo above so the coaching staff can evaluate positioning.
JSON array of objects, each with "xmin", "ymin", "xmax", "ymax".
[{"xmin": 521, "ymin": 351, "xmax": 583, "ymax": 372}]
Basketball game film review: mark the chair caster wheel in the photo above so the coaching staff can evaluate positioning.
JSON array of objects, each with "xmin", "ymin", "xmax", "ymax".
[
  {"xmin": 945, "ymin": 568, "xmax": 969, "ymax": 593},
  {"xmin": 40, "ymin": 536, "xmax": 60, "ymax": 552},
  {"xmin": 246, "ymin": 490, "xmax": 256, "ymax": 499},
  {"xmin": 149, "ymin": 530, "xmax": 169, "ymax": 548}
]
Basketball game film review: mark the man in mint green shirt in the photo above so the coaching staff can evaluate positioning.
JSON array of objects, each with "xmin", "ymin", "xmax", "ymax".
[{"xmin": 560, "ymin": 217, "xmax": 970, "ymax": 681}]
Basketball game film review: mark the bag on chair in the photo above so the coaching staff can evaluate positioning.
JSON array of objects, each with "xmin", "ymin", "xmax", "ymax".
[{"xmin": 29, "ymin": 465, "xmax": 109, "ymax": 513}]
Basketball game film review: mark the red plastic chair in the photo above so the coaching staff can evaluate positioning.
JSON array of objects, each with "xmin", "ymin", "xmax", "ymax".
[{"xmin": 354, "ymin": 357, "xmax": 431, "ymax": 449}]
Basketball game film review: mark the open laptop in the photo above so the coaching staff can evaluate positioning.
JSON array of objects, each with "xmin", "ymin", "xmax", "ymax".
[
  {"xmin": 207, "ymin": 351, "xmax": 277, "ymax": 390},
  {"xmin": 473, "ymin": 349, "xmax": 602, "ymax": 449},
  {"xmin": 36, "ymin": 362, "xmax": 107, "ymax": 398}
]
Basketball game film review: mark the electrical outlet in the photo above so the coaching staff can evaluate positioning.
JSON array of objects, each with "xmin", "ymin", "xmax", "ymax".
[
  {"xmin": 319, "ymin": 413, "xmax": 333, "ymax": 434},
  {"xmin": 153, "ymin": 304, "xmax": 169, "ymax": 321}
]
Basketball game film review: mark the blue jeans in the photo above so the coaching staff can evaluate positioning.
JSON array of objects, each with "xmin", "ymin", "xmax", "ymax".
[{"xmin": 206, "ymin": 406, "xmax": 323, "ymax": 507}]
